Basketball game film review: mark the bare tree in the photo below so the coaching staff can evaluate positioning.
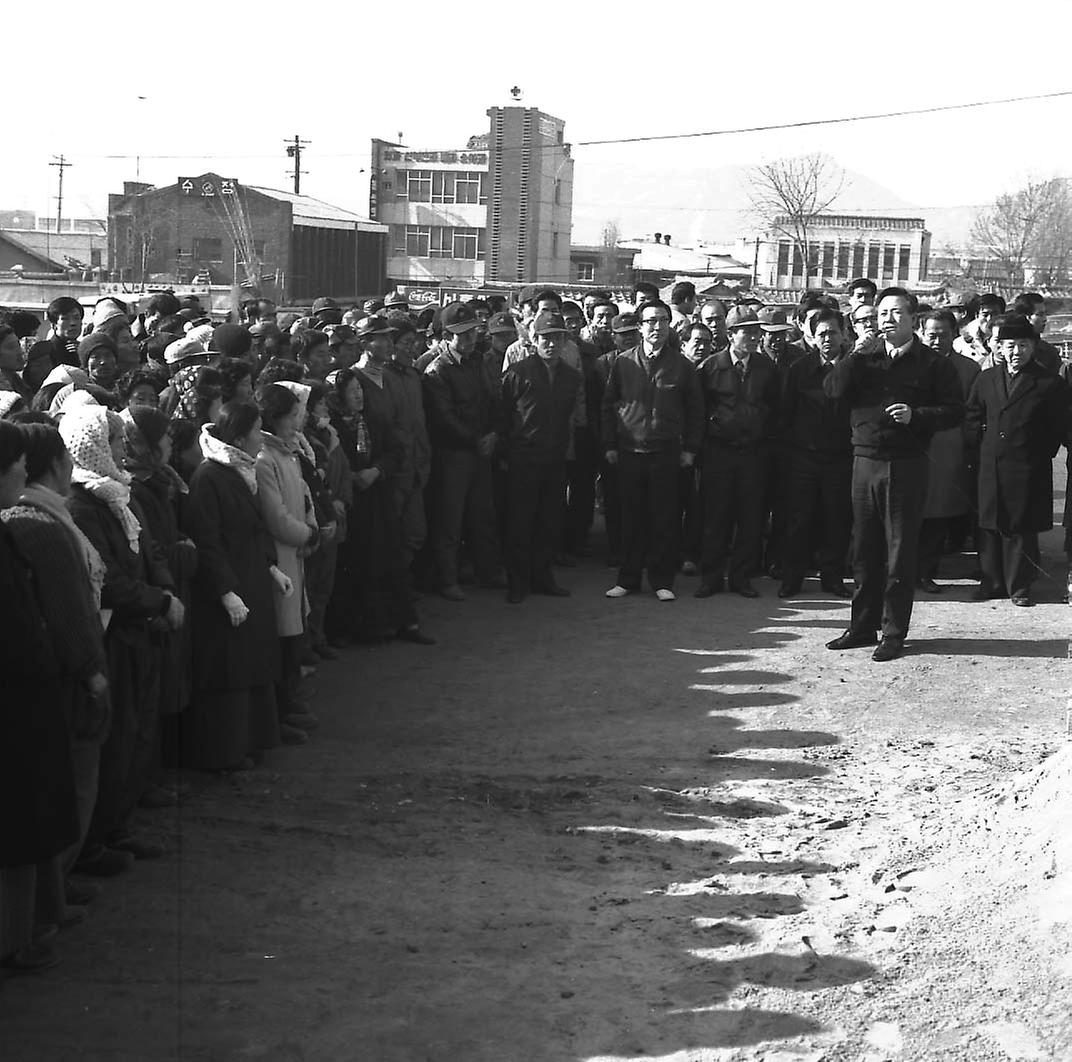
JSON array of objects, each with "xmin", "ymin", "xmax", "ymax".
[
  {"xmin": 601, "ymin": 218, "xmax": 621, "ymax": 248},
  {"xmin": 971, "ymin": 177, "xmax": 1072, "ymax": 287},
  {"xmin": 748, "ymin": 154, "xmax": 845, "ymax": 289}
]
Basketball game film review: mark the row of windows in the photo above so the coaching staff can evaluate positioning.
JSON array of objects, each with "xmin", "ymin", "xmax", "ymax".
[
  {"xmin": 776, "ymin": 241, "xmax": 917, "ymax": 281},
  {"xmin": 397, "ymin": 169, "xmax": 488, "ymax": 206},
  {"xmin": 392, "ymin": 225, "xmax": 486, "ymax": 260}
]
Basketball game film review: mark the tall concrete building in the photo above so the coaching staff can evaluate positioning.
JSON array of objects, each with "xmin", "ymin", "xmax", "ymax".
[
  {"xmin": 485, "ymin": 106, "xmax": 573, "ymax": 286},
  {"xmin": 369, "ymin": 105, "xmax": 573, "ymax": 291}
]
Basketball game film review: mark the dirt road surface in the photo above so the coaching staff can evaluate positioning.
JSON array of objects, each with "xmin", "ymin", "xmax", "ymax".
[{"xmin": 3, "ymin": 529, "xmax": 1071, "ymax": 1061}]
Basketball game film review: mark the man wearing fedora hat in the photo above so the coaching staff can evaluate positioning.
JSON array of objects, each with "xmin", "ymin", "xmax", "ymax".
[
  {"xmin": 695, "ymin": 305, "xmax": 780, "ymax": 599},
  {"xmin": 966, "ymin": 313, "xmax": 1069, "ymax": 606},
  {"xmin": 424, "ymin": 303, "xmax": 503, "ymax": 600},
  {"xmin": 499, "ymin": 310, "xmax": 582, "ymax": 603}
]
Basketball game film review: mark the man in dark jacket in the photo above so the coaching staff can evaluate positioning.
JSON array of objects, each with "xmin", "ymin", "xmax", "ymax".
[
  {"xmin": 601, "ymin": 299, "xmax": 703, "ymax": 601},
  {"xmin": 423, "ymin": 303, "xmax": 502, "ymax": 600},
  {"xmin": 696, "ymin": 305, "xmax": 780, "ymax": 598},
  {"xmin": 966, "ymin": 314, "xmax": 1069, "ymax": 605},
  {"xmin": 824, "ymin": 287, "xmax": 964, "ymax": 661},
  {"xmin": 26, "ymin": 296, "xmax": 84, "ymax": 369},
  {"xmin": 779, "ymin": 308, "xmax": 853, "ymax": 597},
  {"xmin": 499, "ymin": 311, "xmax": 582, "ymax": 603}
]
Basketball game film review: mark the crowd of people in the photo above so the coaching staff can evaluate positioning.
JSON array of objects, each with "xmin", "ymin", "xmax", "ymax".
[{"xmin": 0, "ymin": 276, "xmax": 1068, "ymax": 974}]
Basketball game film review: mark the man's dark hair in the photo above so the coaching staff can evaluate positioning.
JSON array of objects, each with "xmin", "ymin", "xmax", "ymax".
[
  {"xmin": 680, "ymin": 322, "xmax": 713, "ymax": 343},
  {"xmin": 213, "ymin": 401, "xmax": 261, "ymax": 447},
  {"xmin": 978, "ymin": 293, "xmax": 1006, "ymax": 313},
  {"xmin": 809, "ymin": 308, "xmax": 844, "ymax": 334},
  {"xmin": 561, "ymin": 300, "xmax": 582, "ymax": 316},
  {"xmin": 533, "ymin": 289, "xmax": 562, "ymax": 309},
  {"xmin": 848, "ymin": 277, "xmax": 878, "ymax": 297},
  {"xmin": 637, "ymin": 299, "xmax": 671, "ymax": 320},
  {"xmin": 8, "ymin": 311, "xmax": 41, "ymax": 339},
  {"xmin": 920, "ymin": 309, "xmax": 958, "ymax": 332},
  {"xmin": 1012, "ymin": 292, "xmax": 1045, "ymax": 315},
  {"xmin": 294, "ymin": 330, "xmax": 330, "ymax": 361},
  {"xmin": 117, "ymin": 366, "xmax": 166, "ymax": 404},
  {"xmin": 19, "ymin": 423, "xmax": 67, "ymax": 482},
  {"xmin": 147, "ymin": 292, "xmax": 181, "ymax": 318},
  {"xmin": 632, "ymin": 281, "xmax": 660, "ymax": 302},
  {"xmin": 794, "ymin": 294, "xmax": 825, "ymax": 324},
  {"xmin": 876, "ymin": 286, "xmax": 919, "ymax": 314},
  {"xmin": 671, "ymin": 281, "xmax": 696, "ymax": 306},
  {"xmin": 46, "ymin": 296, "xmax": 84, "ymax": 325},
  {"xmin": 486, "ymin": 295, "xmax": 507, "ymax": 314}
]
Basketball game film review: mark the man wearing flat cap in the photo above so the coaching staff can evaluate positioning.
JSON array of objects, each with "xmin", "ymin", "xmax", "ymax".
[
  {"xmin": 423, "ymin": 302, "xmax": 503, "ymax": 600},
  {"xmin": 966, "ymin": 313, "xmax": 1069, "ymax": 607},
  {"xmin": 499, "ymin": 311, "xmax": 582, "ymax": 603}
]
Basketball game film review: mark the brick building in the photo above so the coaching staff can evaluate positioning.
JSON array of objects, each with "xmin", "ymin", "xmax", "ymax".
[{"xmin": 108, "ymin": 174, "xmax": 388, "ymax": 303}]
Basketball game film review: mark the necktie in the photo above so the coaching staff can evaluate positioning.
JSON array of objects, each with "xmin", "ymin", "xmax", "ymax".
[{"xmin": 736, "ymin": 361, "xmax": 747, "ymax": 382}]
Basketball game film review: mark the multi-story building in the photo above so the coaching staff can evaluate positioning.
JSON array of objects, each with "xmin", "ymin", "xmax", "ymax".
[
  {"xmin": 107, "ymin": 174, "xmax": 387, "ymax": 302},
  {"xmin": 369, "ymin": 105, "xmax": 573, "ymax": 292},
  {"xmin": 743, "ymin": 214, "xmax": 931, "ymax": 290}
]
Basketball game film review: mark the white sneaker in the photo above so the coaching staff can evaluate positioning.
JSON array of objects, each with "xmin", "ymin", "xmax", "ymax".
[
  {"xmin": 605, "ymin": 585, "xmax": 630, "ymax": 598},
  {"xmin": 655, "ymin": 589, "xmax": 676, "ymax": 602}
]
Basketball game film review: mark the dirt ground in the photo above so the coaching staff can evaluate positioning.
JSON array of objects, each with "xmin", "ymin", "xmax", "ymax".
[{"xmin": 3, "ymin": 521, "xmax": 1071, "ymax": 1061}]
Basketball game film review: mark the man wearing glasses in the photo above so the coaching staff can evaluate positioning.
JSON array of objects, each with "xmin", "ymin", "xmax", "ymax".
[{"xmin": 601, "ymin": 300, "xmax": 703, "ymax": 601}]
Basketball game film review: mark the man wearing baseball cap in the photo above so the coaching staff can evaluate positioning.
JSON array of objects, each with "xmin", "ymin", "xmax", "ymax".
[
  {"xmin": 966, "ymin": 313, "xmax": 1069, "ymax": 607},
  {"xmin": 695, "ymin": 305, "xmax": 781, "ymax": 599},
  {"xmin": 499, "ymin": 310, "xmax": 582, "ymax": 603},
  {"xmin": 423, "ymin": 302, "xmax": 503, "ymax": 600},
  {"xmin": 601, "ymin": 298, "xmax": 703, "ymax": 601}
]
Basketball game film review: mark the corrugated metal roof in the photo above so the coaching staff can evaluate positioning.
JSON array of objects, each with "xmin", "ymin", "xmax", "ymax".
[{"xmin": 249, "ymin": 186, "xmax": 387, "ymax": 233}]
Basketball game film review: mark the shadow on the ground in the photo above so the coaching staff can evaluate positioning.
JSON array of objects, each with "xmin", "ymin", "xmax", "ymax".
[{"xmin": 908, "ymin": 637, "xmax": 1067, "ymax": 658}]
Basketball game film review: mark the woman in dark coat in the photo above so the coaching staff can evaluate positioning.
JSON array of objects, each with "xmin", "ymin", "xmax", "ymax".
[
  {"xmin": 0, "ymin": 421, "xmax": 78, "ymax": 972},
  {"xmin": 966, "ymin": 315, "xmax": 1070, "ymax": 604},
  {"xmin": 62, "ymin": 405, "xmax": 180, "ymax": 867},
  {"xmin": 124, "ymin": 406, "xmax": 198, "ymax": 777},
  {"xmin": 183, "ymin": 401, "xmax": 282, "ymax": 769},
  {"xmin": 325, "ymin": 369, "xmax": 433, "ymax": 645}
]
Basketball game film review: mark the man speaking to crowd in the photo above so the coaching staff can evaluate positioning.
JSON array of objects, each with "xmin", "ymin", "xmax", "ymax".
[{"xmin": 823, "ymin": 287, "xmax": 963, "ymax": 662}]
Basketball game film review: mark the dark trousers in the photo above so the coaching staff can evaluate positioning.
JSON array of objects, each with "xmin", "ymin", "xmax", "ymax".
[
  {"xmin": 979, "ymin": 529, "xmax": 1039, "ymax": 596},
  {"xmin": 431, "ymin": 448, "xmax": 500, "ymax": 588},
  {"xmin": 679, "ymin": 464, "xmax": 703, "ymax": 563},
  {"xmin": 763, "ymin": 446, "xmax": 791, "ymax": 575},
  {"xmin": 917, "ymin": 517, "xmax": 950, "ymax": 580},
  {"xmin": 599, "ymin": 458, "xmax": 622, "ymax": 563},
  {"xmin": 564, "ymin": 428, "xmax": 598, "ymax": 554},
  {"xmin": 618, "ymin": 449, "xmax": 680, "ymax": 591},
  {"xmin": 276, "ymin": 635, "xmax": 302, "ymax": 719},
  {"xmin": 782, "ymin": 450, "xmax": 852, "ymax": 586},
  {"xmin": 506, "ymin": 460, "xmax": 566, "ymax": 593},
  {"xmin": 849, "ymin": 455, "xmax": 927, "ymax": 641},
  {"xmin": 700, "ymin": 443, "xmax": 767, "ymax": 588}
]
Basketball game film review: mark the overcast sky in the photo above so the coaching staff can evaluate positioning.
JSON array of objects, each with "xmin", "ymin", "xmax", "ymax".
[{"xmin": 7, "ymin": 0, "xmax": 1072, "ymax": 245}]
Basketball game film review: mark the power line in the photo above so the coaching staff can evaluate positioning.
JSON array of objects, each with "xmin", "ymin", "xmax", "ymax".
[{"xmin": 575, "ymin": 89, "xmax": 1072, "ymax": 147}]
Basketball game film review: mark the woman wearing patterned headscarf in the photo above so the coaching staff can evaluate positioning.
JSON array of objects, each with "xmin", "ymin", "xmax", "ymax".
[{"xmin": 62, "ymin": 405, "xmax": 181, "ymax": 871}]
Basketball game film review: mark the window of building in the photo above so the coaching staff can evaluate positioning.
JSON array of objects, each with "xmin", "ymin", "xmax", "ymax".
[
  {"xmin": 193, "ymin": 237, "xmax": 223, "ymax": 263},
  {"xmin": 429, "ymin": 227, "xmax": 453, "ymax": 258},
  {"xmin": 452, "ymin": 227, "xmax": 479, "ymax": 259},
  {"xmin": 478, "ymin": 172, "xmax": 488, "ymax": 205},
  {"xmin": 432, "ymin": 171, "xmax": 455, "ymax": 204},
  {"xmin": 392, "ymin": 225, "xmax": 407, "ymax": 254},
  {"xmin": 837, "ymin": 244, "xmax": 850, "ymax": 279},
  {"xmin": 90, "ymin": 249, "xmax": 102, "ymax": 267},
  {"xmin": 406, "ymin": 170, "xmax": 432, "ymax": 202},
  {"xmin": 882, "ymin": 244, "xmax": 895, "ymax": 280},
  {"xmin": 477, "ymin": 228, "xmax": 487, "ymax": 261},
  {"xmin": 791, "ymin": 245, "xmax": 803, "ymax": 277},
  {"xmin": 455, "ymin": 172, "xmax": 482, "ymax": 205},
  {"xmin": 898, "ymin": 245, "xmax": 911, "ymax": 281},
  {"xmin": 777, "ymin": 241, "xmax": 790, "ymax": 277},
  {"xmin": 576, "ymin": 261, "xmax": 595, "ymax": 282},
  {"xmin": 821, "ymin": 242, "xmax": 835, "ymax": 278},
  {"xmin": 867, "ymin": 244, "xmax": 881, "ymax": 279},
  {"xmin": 852, "ymin": 243, "xmax": 865, "ymax": 278},
  {"xmin": 807, "ymin": 243, "xmax": 820, "ymax": 277},
  {"xmin": 406, "ymin": 225, "xmax": 431, "ymax": 257}
]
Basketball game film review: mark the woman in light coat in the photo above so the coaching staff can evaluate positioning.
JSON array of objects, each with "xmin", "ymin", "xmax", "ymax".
[{"xmin": 255, "ymin": 384, "xmax": 317, "ymax": 734}]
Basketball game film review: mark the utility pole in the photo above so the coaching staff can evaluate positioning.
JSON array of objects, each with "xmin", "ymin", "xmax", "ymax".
[
  {"xmin": 50, "ymin": 154, "xmax": 71, "ymax": 234},
  {"xmin": 285, "ymin": 135, "xmax": 309, "ymax": 195}
]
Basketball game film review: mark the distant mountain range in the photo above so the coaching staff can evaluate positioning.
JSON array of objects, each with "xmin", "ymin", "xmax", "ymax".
[{"xmin": 571, "ymin": 161, "xmax": 979, "ymax": 249}]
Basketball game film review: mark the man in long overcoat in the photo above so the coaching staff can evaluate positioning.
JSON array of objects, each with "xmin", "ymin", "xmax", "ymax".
[{"xmin": 966, "ymin": 314, "xmax": 1069, "ymax": 605}]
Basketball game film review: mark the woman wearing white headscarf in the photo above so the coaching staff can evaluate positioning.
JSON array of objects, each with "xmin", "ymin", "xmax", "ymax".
[{"xmin": 62, "ymin": 406, "xmax": 180, "ymax": 871}]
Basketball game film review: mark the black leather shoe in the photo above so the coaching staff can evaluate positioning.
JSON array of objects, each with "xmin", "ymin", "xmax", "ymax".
[
  {"xmin": 777, "ymin": 582, "xmax": 801, "ymax": 599},
  {"xmin": 731, "ymin": 582, "xmax": 760, "ymax": 599},
  {"xmin": 506, "ymin": 587, "xmax": 526, "ymax": 604},
  {"xmin": 820, "ymin": 579, "xmax": 852, "ymax": 598},
  {"xmin": 826, "ymin": 629, "xmax": 877, "ymax": 651},
  {"xmin": 694, "ymin": 581, "xmax": 724, "ymax": 598},
  {"xmin": 872, "ymin": 638, "xmax": 903, "ymax": 662},
  {"xmin": 1010, "ymin": 592, "xmax": 1033, "ymax": 607},
  {"xmin": 918, "ymin": 577, "xmax": 943, "ymax": 594},
  {"xmin": 971, "ymin": 584, "xmax": 999, "ymax": 601},
  {"xmin": 536, "ymin": 583, "xmax": 571, "ymax": 597},
  {"xmin": 397, "ymin": 625, "xmax": 436, "ymax": 645}
]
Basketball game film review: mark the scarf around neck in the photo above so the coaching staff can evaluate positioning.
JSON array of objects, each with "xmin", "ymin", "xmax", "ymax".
[
  {"xmin": 18, "ymin": 482, "xmax": 107, "ymax": 609},
  {"xmin": 199, "ymin": 424, "xmax": 258, "ymax": 494},
  {"xmin": 59, "ymin": 405, "xmax": 142, "ymax": 553}
]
